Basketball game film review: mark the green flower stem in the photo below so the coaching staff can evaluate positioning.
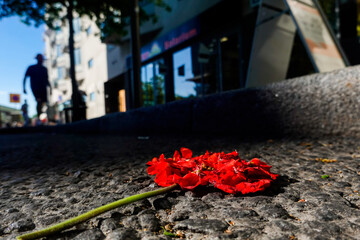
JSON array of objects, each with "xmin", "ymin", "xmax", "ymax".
[{"xmin": 17, "ymin": 184, "xmax": 178, "ymax": 240}]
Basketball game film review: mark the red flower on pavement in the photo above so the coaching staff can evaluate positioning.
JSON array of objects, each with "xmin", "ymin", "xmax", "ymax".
[
  {"xmin": 18, "ymin": 148, "xmax": 278, "ymax": 239},
  {"xmin": 147, "ymin": 148, "xmax": 278, "ymax": 194}
]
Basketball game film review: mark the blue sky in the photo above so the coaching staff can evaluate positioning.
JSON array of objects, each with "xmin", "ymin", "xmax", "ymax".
[{"xmin": 0, "ymin": 16, "xmax": 45, "ymax": 117}]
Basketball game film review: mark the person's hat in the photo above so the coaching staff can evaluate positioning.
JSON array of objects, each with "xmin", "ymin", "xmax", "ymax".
[{"xmin": 35, "ymin": 54, "xmax": 45, "ymax": 60}]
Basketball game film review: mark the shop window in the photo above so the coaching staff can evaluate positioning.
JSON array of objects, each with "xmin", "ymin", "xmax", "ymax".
[
  {"xmin": 220, "ymin": 34, "xmax": 241, "ymax": 91},
  {"xmin": 191, "ymin": 41, "xmax": 217, "ymax": 96},
  {"xmin": 141, "ymin": 60, "xmax": 165, "ymax": 106},
  {"xmin": 186, "ymin": 35, "xmax": 242, "ymax": 95},
  {"xmin": 173, "ymin": 47, "xmax": 196, "ymax": 99}
]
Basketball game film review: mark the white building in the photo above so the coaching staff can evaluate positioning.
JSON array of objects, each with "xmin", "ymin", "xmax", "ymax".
[{"xmin": 43, "ymin": 15, "xmax": 122, "ymax": 121}]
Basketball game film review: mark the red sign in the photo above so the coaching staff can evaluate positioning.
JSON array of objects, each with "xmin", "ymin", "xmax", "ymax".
[{"xmin": 10, "ymin": 93, "xmax": 20, "ymax": 103}]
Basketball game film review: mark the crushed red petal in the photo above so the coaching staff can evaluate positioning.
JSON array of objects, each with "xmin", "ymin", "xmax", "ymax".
[{"xmin": 147, "ymin": 149, "xmax": 278, "ymax": 194}]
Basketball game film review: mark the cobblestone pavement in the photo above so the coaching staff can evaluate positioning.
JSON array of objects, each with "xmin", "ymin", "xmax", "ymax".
[{"xmin": 1, "ymin": 133, "xmax": 360, "ymax": 240}]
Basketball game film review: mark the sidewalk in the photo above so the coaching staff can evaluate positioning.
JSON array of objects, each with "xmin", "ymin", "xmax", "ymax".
[{"xmin": 1, "ymin": 133, "xmax": 360, "ymax": 239}]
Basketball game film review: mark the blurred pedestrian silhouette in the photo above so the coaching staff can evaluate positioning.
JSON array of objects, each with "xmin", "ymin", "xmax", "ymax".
[
  {"xmin": 21, "ymin": 99, "xmax": 30, "ymax": 126},
  {"xmin": 23, "ymin": 54, "xmax": 52, "ymax": 118}
]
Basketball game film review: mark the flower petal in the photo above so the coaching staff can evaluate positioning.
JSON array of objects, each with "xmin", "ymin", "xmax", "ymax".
[{"xmin": 180, "ymin": 147, "xmax": 192, "ymax": 159}]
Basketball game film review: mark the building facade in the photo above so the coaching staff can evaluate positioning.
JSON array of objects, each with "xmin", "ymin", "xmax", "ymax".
[
  {"xmin": 45, "ymin": 0, "xmax": 351, "ymax": 120},
  {"xmin": 44, "ymin": 0, "xmax": 254, "ymax": 120},
  {"xmin": 105, "ymin": 0, "xmax": 259, "ymax": 113},
  {"xmin": 0, "ymin": 105, "xmax": 22, "ymax": 128},
  {"xmin": 44, "ymin": 14, "xmax": 123, "ymax": 121}
]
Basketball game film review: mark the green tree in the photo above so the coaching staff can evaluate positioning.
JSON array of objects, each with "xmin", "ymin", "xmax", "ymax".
[
  {"xmin": 0, "ymin": 0, "xmax": 170, "ymax": 119},
  {"xmin": 1, "ymin": 0, "xmax": 170, "ymax": 42}
]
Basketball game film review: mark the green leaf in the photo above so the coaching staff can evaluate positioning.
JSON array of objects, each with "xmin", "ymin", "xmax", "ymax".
[
  {"xmin": 161, "ymin": 227, "xmax": 177, "ymax": 237},
  {"xmin": 321, "ymin": 174, "xmax": 330, "ymax": 179}
]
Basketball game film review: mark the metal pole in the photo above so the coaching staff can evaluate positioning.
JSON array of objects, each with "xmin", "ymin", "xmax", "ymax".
[{"xmin": 130, "ymin": 0, "xmax": 143, "ymax": 108}]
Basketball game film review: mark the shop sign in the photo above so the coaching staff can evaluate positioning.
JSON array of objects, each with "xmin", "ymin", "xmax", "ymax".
[
  {"xmin": 285, "ymin": 0, "xmax": 347, "ymax": 72},
  {"xmin": 141, "ymin": 18, "xmax": 200, "ymax": 62}
]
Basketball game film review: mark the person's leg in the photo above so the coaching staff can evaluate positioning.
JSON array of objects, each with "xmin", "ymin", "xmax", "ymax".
[
  {"xmin": 25, "ymin": 114, "xmax": 29, "ymax": 125},
  {"xmin": 36, "ymin": 99, "xmax": 42, "ymax": 118}
]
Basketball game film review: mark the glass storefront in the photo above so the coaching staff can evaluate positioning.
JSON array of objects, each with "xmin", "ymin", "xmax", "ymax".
[
  {"xmin": 220, "ymin": 34, "xmax": 241, "ymax": 91},
  {"xmin": 141, "ymin": 60, "xmax": 166, "ymax": 106},
  {"xmin": 171, "ymin": 32, "xmax": 241, "ymax": 101},
  {"xmin": 173, "ymin": 47, "xmax": 196, "ymax": 100},
  {"xmin": 139, "ymin": 32, "xmax": 243, "ymax": 106}
]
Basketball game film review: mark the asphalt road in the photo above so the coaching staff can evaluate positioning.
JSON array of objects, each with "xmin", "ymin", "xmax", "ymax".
[{"xmin": 1, "ymin": 133, "xmax": 360, "ymax": 239}]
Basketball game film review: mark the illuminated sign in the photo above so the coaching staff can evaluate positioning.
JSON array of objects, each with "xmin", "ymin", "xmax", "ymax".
[
  {"xmin": 141, "ymin": 18, "xmax": 200, "ymax": 62},
  {"xmin": 164, "ymin": 29, "xmax": 198, "ymax": 50}
]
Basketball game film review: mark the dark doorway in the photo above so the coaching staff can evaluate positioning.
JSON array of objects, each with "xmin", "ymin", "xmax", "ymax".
[{"xmin": 104, "ymin": 74, "xmax": 126, "ymax": 114}]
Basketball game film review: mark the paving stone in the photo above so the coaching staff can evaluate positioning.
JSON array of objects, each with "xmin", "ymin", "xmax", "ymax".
[
  {"xmin": 174, "ymin": 219, "xmax": 228, "ymax": 233},
  {"xmin": 2, "ymin": 134, "xmax": 360, "ymax": 239},
  {"xmin": 227, "ymin": 227, "xmax": 261, "ymax": 239},
  {"xmin": 314, "ymin": 208, "xmax": 343, "ymax": 221},
  {"xmin": 257, "ymin": 204, "xmax": 290, "ymax": 219},
  {"xmin": 120, "ymin": 199, "xmax": 151, "ymax": 215},
  {"xmin": 169, "ymin": 210, "xmax": 190, "ymax": 221},
  {"xmin": 36, "ymin": 215, "xmax": 62, "ymax": 227},
  {"xmin": 300, "ymin": 221, "xmax": 343, "ymax": 239},
  {"xmin": 4, "ymin": 218, "xmax": 35, "ymax": 233},
  {"xmin": 100, "ymin": 218, "xmax": 119, "ymax": 235},
  {"xmin": 121, "ymin": 216, "xmax": 140, "ymax": 229},
  {"xmin": 138, "ymin": 213, "xmax": 159, "ymax": 232},
  {"xmin": 219, "ymin": 207, "xmax": 258, "ymax": 219},
  {"xmin": 104, "ymin": 228, "xmax": 139, "ymax": 240},
  {"xmin": 73, "ymin": 229, "xmax": 105, "ymax": 240},
  {"xmin": 152, "ymin": 197, "xmax": 172, "ymax": 210}
]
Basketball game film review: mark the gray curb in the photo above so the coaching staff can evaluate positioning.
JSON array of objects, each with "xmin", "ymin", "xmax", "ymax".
[{"xmin": 2, "ymin": 65, "xmax": 360, "ymax": 137}]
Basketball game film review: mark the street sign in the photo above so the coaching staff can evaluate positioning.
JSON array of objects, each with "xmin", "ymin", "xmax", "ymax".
[
  {"xmin": 246, "ymin": 0, "xmax": 348, "ymax": 88},
  {"xmin": 284, "ymin": 0, "xmax": 347, "ymax": 72},
  {"xmin": 10, "ymin": 93, "xmax": 20, "ymax": 103}
]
